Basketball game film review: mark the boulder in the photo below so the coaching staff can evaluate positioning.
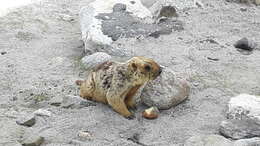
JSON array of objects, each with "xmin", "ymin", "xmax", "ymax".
[
  {"xmin": 184, "ymin": 134, "xmax": 233, "ymax": 146},
  {"xmin": 141, "ymin": 68, "xmax": 190, "ymax": 110},
  {"xmin": 79, "ymin": 0, "xmax": 183, "ymax": 56},
  {"xmin": 79, "ymin": 0, "xmax": 152, "ymax": 54},
  {"xmin": 234, "ymin": 137, "xmax": 260, "ymax": 146},
  {"xmin": 81, "ymin": 52, "xmax": 112, "ymax": 70},
  {"xmin": 219, "ymin": 119, "xmax": 260, "ymax": 140},
  {"xmin": 227, "ymin": 94, "xmax": 260, "ymax": 124}
]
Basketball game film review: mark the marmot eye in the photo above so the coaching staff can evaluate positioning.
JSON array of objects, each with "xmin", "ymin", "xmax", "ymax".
[{"xmin": 144, "ymin": 65, "xmax": 151, "ymax": 71}]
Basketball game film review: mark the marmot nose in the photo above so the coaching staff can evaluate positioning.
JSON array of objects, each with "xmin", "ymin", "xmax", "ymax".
[{"xmin": 158, "ymin": 67, "xmax": 163, "ymax": 75}]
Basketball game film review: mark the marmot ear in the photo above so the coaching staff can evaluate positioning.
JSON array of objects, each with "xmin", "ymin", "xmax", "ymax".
[{"xmin": 131, "ymin": 62, "xmax": 137, "ymax": 71}]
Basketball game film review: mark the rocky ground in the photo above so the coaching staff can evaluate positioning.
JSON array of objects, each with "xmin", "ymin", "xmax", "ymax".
[{"xmin": 0, "ymin": 0, "xmax": 260, "ymax": 146}]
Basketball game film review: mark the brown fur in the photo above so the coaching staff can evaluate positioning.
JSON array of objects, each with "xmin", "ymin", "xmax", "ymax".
[{"xmin": 76, "ymin": 57, "xmax": 161, "ymax": 118}]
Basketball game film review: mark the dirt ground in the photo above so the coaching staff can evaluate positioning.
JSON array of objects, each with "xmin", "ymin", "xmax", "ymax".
[{"xmin": 0, "ymin": 0, "xmax": 259, "ymax": 145}]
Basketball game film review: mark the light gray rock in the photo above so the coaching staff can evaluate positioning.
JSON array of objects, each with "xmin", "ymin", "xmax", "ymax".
[
  {"xmin": 61, "ymin": 95, "xmax": 96, "ymax": 109},
  {"xmin": 141, "ymin": 68, "xmax": 190, "ymax": 110},
  {"xmin": 49, "ymin": 96, "xmax": 63, "ymax": 106},
  {"xmin": 34, "ymin": 109, "xmax": 52, "ymax": 117},
  {"xmin": 219, "ymin": 119, "xmax": 260, "ymax": 140},
  {"xmin": 16, "ymin": 114, "xmax": 36, "ymax": 127},
  {"xmin": 140, "ymin": 0, "xmax": 157, "ymax": 8},
  {"xmin": 184, "ymin": 134, "xmax": 233, "ymax": 146},
  {"xmin": 227, "ymin": 94, "xmax": 260, "ymax": 124},
  {"xmin": 20, "ymin": 135, "xmax": 44, "ymax": 146},
  {"xmin": 81, "ymin": 52, "xmax": 112, "ymax": 70},
  {"xmin": 234, "ymin": 137, "xmax": 260, "ymax": 146}
]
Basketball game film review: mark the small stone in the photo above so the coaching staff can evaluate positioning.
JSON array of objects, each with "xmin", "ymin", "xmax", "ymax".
[
  {"xmin": 78, "ymin": 131, "xmax": 93, "ymax": 139},
  {"xmin": 240, "ymin": 7, "xmax": 247, "ymax": 11},
  {"xmin": 21, "ymin": 135, "xmax": 44, "ymax": 146},
  {"xmin": 158, "ymin": 6, "xmax": 178, "ymax": 18},
  {"xmin": 1, "ymin": 51, "xmax": 7, "ymax": 55},
  {"xmin": 81, "ymin": 52, "xmax": 112, "ymax": 70},
  {"xmin": 49, "ymin": 96, "xmax": 63, "ymax": 106},
  {"xmin": 16, "ymin": 114, "xmax": 36, "ymax": 127},
  {"xmin": 219, "ymin": 119, "xmax": 260, "ymax": 140},
  {"xmin": 59, "ymin": 14, "xmax": 74, "ymax": 21},
  {"xmin": 34, "ymin": 109, "xmax": 52, "ymax": 117},
  {"xmin": 234, "ymin": 37, "xmax": 258, "ymax": 51},
  {"xmin": 142, "ymin": 106, "xmax": 159, "ymax": 119},
  {"xmin": 113, "ymin": 3, "xmax": 127, "ymax": 12}
]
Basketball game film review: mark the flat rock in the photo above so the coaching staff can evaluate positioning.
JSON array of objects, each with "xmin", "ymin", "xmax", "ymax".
[
  {"xmin": 20, "ymin": 135, "xmax": 44, "ymax": 146},
  {"xmin": 61, "ymin": 95, "xmax": 96, "ymax": 109},
  {"xmin": 219, "ymin": 119, "xmax": 260, "ymax": 140},
  {"xmin": 141, "ymin": 68, "xmax": 190, "ymax": 110},
  {"xmin": 184, "ymin": 134, "xmax": 233, "ymax": 146},
  {"xmin": 33, "ymin": 109, "xmax": 52, "ymax": 117},
  {"xmin": 81, "ymin": 52, "xmax": 112, "ymax": 70},
  {"xmin": 227, "ymin": 94, "xmax": 260, "ymax": 124},
  {"xmin": 16, "ymin": 114, "xmax": 36, "ymax": 127},
  {"xmin": 234, "ymin": 137, "xmax": 260, "ymax": 146},
  {"xmin": 49, "ymin": 96, "xmax": 63, "ymax": 106},
  {"xmin": 79, "ymin": 0, "xmax": 183, "ymax": 56}
]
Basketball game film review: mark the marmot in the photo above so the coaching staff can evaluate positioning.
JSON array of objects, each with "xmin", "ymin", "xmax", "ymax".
[{"xmin": 76, "ymin": 57, "xmax": 162, "ymax": 118}]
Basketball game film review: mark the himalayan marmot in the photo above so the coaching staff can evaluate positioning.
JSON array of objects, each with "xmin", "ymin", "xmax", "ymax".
[{"xmin": 76, "ymin": 57, "xmax": 162, "ymax": 118}]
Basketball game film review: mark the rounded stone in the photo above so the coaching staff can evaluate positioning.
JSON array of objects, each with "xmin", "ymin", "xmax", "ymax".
[
  {"xmin": 141, "ymin": 68, "xmax": 190, "ymax": 110},
  {"xmin": 81, "ymin": 52, "xmax": 112, "ymax": 70}
]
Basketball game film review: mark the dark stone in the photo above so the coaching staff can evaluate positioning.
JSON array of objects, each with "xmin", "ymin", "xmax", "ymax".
[
  {"xmin": 219, "ymin": 119, "xmax": 260, "ymax": 140},
  {"xmin": 234, "ymin": 37, "xmax": 257, "ymax": 51},
  {"xmin": 113, "ymin": 3, "xmax": 127, "ymax": 12},
  {"xmin": 158, "ymin": 6, "xmax": 178, "ymax": 18},
  {"xmin": 16, "ymin": 114, "xmax": 36, "ymax": 127},
  {"xmin": 1, "ymin": 51, "xmax": 7, "ymax": 55}
]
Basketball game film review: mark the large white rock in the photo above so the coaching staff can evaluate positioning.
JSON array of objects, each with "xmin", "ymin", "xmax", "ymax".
[
  {"xmin": 141, "ymin": 68, "xmax": 190, "ymax": 110},
  {"xmin": 79, "ymin": 0, "xmax": 152, "ymax": 52},
  {"xmin": 227, "ymin": 94, "xmax": 260, "ymax": 124}
]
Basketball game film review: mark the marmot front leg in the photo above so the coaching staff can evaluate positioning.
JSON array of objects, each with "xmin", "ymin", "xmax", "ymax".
[
  {"xmin": 107, "ymin": 96, "xmax": 133, "ymax": 118},
  {"xmin": 125, "ymin": 96, "xmax": 136, "ymax": 109}
]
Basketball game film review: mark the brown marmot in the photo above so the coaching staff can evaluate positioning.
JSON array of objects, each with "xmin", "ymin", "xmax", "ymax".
[{"xmin": 76, "ymin": 57, "xmax": 162, "ymax": 118}]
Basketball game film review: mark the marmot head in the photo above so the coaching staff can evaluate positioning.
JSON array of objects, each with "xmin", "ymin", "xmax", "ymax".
[{"xmin": 128, "ymin": 57, "xmax": 162, "ymax": 82}]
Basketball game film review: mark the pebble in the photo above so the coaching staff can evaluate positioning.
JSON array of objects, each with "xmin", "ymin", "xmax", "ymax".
[{"xmin": 16, "ymin": 114, "xmax": 36, "ymax": 127}]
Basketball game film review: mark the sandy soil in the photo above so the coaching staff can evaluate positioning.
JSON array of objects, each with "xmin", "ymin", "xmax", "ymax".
[{"xmin": 0, "ymin": 0, "xmax": 259, "ymax": 145}]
